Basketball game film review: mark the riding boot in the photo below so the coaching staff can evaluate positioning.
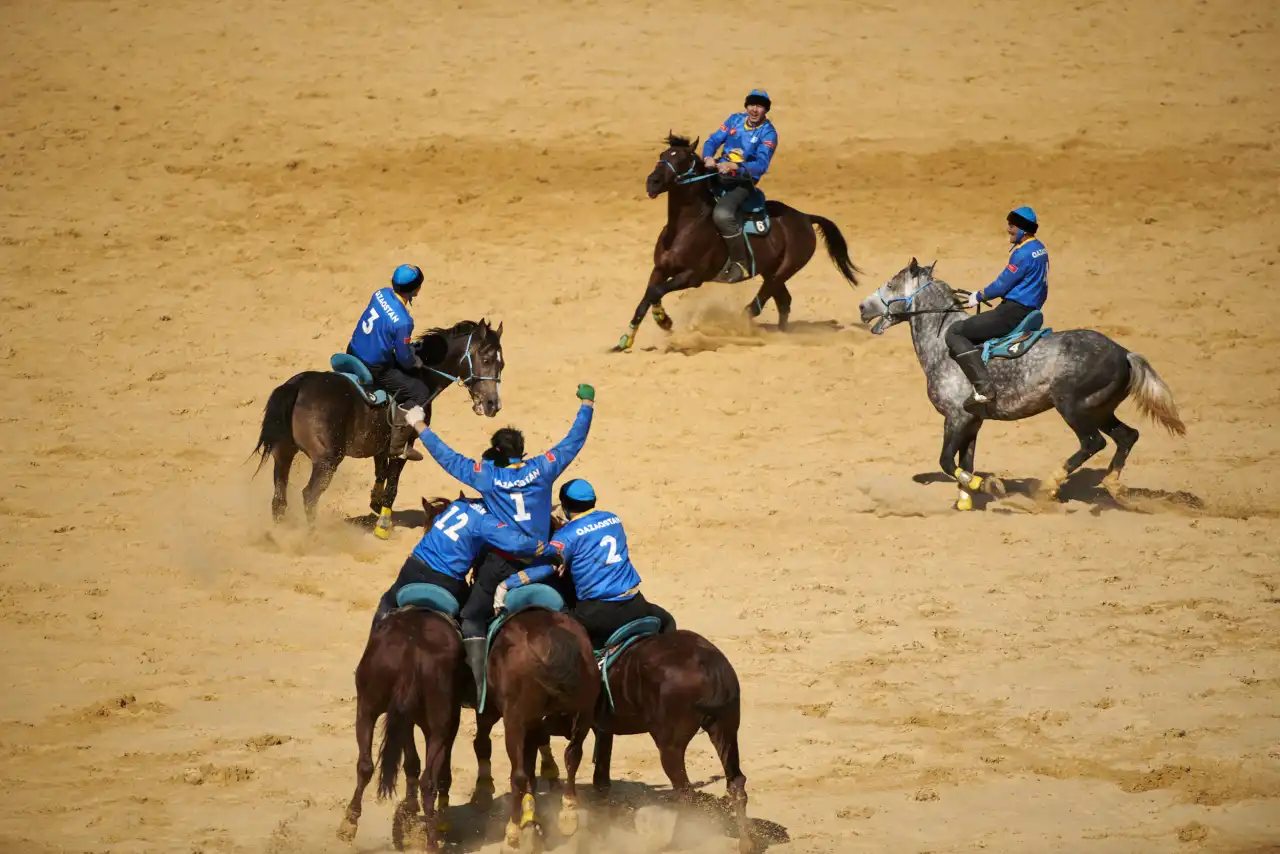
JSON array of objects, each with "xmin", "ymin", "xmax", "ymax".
[
  {"xmin": 953, "ymin": 349, "xmax": 996, "ymax": 413},
  {"xmin": 462, "ymin": 637, "xmax": 487, "ymax": 710},
  {"xmin": 389, "ymin": 425, "xmax": 424, "ymax": 462},
  {"xmin": 713, "ymin": 229, "xmax": 752, "ymax": 283}
]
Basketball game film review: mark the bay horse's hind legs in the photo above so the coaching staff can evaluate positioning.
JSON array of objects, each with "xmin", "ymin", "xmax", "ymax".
[
  {"xmin": 270, "ymin": 443, "xmax": 298, "ymax": 522},
  {"xmin": 471, "ymin": 710, "xmax": 498, "ymax": 810},
  {"xmin": 705, "ymin": 707, "xmax": 751, "ymax": 854},
  {"xmin": 302, "ymin": 454, "xmax": 342, "ymax": 527},
  {"xmin": 745, "ymin": 278, "xmax": 792, "ymax": 331},
  {"xmin": 557, "ymin": 714, "xmax": 591, "ymax": 838},
  {"xmin": 337, "ymin": 691, "xmax": 378, "ymax": 842},
  {"xmin": 391, "ymin": 732, "xmax": 423, "ymax": 849}
]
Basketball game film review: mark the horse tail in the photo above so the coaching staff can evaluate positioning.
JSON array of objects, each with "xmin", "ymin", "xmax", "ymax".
[
  {"xmin": 530, "ymin": 623, "xmax": 584, "ymax": 705},
  {"xmin": 376, "ymin": 647, "xmax": 420, "ymax": 801},
  {"xmin": 808, "ymin": 214, "xmax": 862, "ymax": 288},
  {"xmin": 1125, "ymin": 353, "xmax": 1186, "ymax": 436},
  {"xmin": 250, "ymin": 373, "xmax": 304, "ymax": 475}
]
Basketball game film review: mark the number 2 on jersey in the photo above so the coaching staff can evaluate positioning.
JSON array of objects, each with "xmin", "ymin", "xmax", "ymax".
[{"xmin": 600, "ymin": 535, "xmax": 622, "ymax": 564}]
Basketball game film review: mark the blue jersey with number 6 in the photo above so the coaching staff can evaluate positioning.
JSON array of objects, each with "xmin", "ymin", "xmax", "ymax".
[
  {"xmin": 416, "ymin": 403, "xmax": 593, "ymax": 540},
  {"xmin": 411, "ymin": 499, "xmax": 542, "ymax": 580},
  {"xmin": 547, "ymin": 510, "xmax": 642, "ymax": 601}
]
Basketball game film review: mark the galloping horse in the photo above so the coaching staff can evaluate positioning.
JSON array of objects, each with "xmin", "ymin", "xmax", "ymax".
[
  {"xmin": 859, "ymin": 260, "xmax": 1186, "ymax": 509},
  {"xmin": 614, "ymin": 134, "xmax": 861, "ymax": 352},
  {"xmin": 251, "ymin": 319, "xmax": 504, "ymax": 534}
]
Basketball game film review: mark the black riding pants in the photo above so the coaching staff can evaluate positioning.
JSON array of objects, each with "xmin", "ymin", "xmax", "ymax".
[
  {"xmin": 459, "ymin": 551, "xmax": 525, "ymax": 639},
  {"xmin": 572, "ymin": 593, "xmax": 676, "ymax": 651},
  {"xmin": 711, "ymin": 184, "xmax": 753, "ymax": 236},
  {"xmin": 945, "ymin": 300, "xmax": 1033, "ymax": 357},
  {"xmin": 345, "ymin": 346, "xmax": 435, "ymax": 408},
  {"xmin": 371, "ymin": 555, "xmax": 470, "ymax": 633}
]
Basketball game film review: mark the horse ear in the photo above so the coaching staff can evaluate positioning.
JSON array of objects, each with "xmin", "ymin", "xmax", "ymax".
[
  {"xmin": 929, "ymin": 259, "xmax": 938, "ymax": 273},
  {"xmin": 691, "ymin": 136, "xmax": 700, "ymax": 152},
  {"xmin": 496, "ymin": 321, "xmax": 503, "ymax": 338},
  {"xmin": 909, "ymin": 257, "xmax": 919, "ymax": 273}
]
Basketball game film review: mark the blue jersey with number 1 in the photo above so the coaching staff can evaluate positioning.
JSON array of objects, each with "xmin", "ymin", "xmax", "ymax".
[
  {"xmin": 411, "ymin": 499, "xmax": 543, "ymax": 580},
  {"xmin": 417, "ymin": 403, "xmax": 594, "ymax": 540}
]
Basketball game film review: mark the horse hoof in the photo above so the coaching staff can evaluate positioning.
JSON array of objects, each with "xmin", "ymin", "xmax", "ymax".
[
  {"xmin": 557, "ymin": 807, "xmax": 579, "ymax": 837},
  {"xmin": 336, "ymin": 817, "xmax": 358, "ymax": 843},
  {"xmin": 955, "ymin": 492, "xmax": 974, "ymax": 512},
  {"xmin": 613, "ymin": 336, "xmax": 634, "ymax": 353},
  {"xmin": 984, "ymin": 476, "xmax": 1007, "ymax": 498},
  {"xmin": 518, "ymin": 823, "xmax": 543, "ymax": 854}
]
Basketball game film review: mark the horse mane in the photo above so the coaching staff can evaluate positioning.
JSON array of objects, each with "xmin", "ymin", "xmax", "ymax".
[
  {"xmin": 416, "ymin": 318, "xmax": 496, "ymax": 343},
  {"xmin": 664, "ymin": 133, "xmax": 694, "ymax": 150}
]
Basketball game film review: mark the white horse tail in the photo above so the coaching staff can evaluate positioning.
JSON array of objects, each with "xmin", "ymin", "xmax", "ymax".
[{"xmin": 1126, "ymin": 353, "xmax": 1186, "ymax": 436}]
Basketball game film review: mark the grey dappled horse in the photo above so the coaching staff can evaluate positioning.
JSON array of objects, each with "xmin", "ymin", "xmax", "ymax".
[{"xmin": 859, "ymin": 259, "xmax": 1186, "ymax": 509}]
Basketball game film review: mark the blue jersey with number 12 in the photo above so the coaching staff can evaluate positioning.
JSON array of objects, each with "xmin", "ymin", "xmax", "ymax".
[
  {"xmin": 411, "ymin": 499, "xmax": 542, "ymax": 580},
  {"xmin": 417, "ymin": 403, "xmax": 593, "ymax": 540}
]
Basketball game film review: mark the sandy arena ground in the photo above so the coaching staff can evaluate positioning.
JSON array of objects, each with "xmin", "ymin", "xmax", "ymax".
[{"xmin": 2, "ymin": 0, "xmax": 1279, "ymax": 852}]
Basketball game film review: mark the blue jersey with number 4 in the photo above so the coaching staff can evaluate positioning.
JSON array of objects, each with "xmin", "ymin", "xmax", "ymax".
[
  {"xmin": 411, "ymin": 499, "xmax": 542, "ymax": 580},
  {"xmin": 417, "ymin": 404, "xmax": 594, "ymax": 540},
  {"xmin": 349, "ymin": 287, "xmax": 417, "ymax": 370},
  {"xmin": 547, "ymin": 510, "xmax": 642, "ymax": 601}
]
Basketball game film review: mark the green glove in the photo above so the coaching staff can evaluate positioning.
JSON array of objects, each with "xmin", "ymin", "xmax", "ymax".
[{"xmin": 576, "ymin": 383, "xmax": 595, "ymax": 402}]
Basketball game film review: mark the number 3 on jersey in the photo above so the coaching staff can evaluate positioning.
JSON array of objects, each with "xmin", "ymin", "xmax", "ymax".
[
  {"xmin": 433, "ymin": 505, "xmax": 468, "ymax": 541},
  {"xmin": 510, "ymin": 492, "xmax": 532, "ymax": 522},
  {"xmin": 361, "ymin": 306, "xmax": 379, "ymax": 335},
  {"xmin": 600, "ymin": 535, "xmax": 622, "ymax": 564}
]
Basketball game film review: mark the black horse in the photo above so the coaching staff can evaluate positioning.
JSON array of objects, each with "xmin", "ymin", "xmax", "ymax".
[{"xmin": 252, "ymin": 320, "xmax": 504, "ymax": 533}]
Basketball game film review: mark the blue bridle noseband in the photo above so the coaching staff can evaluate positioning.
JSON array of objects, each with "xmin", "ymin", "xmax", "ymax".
[{"xmin": 421, "ymin": 330, "xmax": 501, "ymax": 388}]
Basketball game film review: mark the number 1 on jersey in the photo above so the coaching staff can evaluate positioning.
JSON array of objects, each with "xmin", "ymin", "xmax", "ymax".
[{"xmin": 510, "ymin": 492, "xmax": 532, "ymax": 522}]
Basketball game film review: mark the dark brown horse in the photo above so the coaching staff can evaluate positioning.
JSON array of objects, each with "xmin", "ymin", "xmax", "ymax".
[
  {"xmin": 336, "ymin": 591, "xmax": 466, "ymax": 850},
  {"xmin": 614, "ymin": 133, "xmax": 861, "ymax": 352},
  {"xmin": 470, "ymin": 598, "xmax": 600, "ymax": 851},
  {"xmin": 251, "ymin": 319, "xmax": 504, "ymax": 536}
]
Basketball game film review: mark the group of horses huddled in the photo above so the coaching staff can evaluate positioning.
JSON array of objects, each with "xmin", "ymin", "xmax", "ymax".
[{"xmin": 250, "ymin": 134, "xmax": 1187, "ymax": 852}]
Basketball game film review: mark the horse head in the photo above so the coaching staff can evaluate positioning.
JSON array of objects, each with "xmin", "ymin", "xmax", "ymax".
[
  {"xmin": 646, "ymin": 132, "xmax": 701, "ymax": 199},
  {"xmin": 859, "ymin": 257, "xmax": 948, "ymax": 335},
  {"xmin": 415, "ymin": 319, "xmax": 505, "ymax": 417}
]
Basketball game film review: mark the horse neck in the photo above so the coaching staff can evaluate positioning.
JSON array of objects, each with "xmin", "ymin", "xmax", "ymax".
[
  {"xmin": 906, "ymin": 285, "xmax": 965, "ymax": 373},
  {"xmin": 667, "ymin": 180, "xmax": 711, "ymax": 227}
]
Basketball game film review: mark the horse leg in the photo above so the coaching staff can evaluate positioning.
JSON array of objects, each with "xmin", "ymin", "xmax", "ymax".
[
  {"xmin": 1099, "ymin": 414, "xmax": 1140, "ymax": 498},
  {"xmin": 940, "ymin": 415, "xmax": 985, "ymax": 511},
  {"xmin": 1040, "ymin": 402, "xmax": 1109, "ymax": 501},
  {"xmin": 652, "ymin": 720, "xmax": 701, "ymax": 847},
  {"xmin": 557, "ymin": 714, "xmax": 591, "ymax": 838},
  {"xmin": 744, "ymin": 279, "xmax": 776, "ymax": 323},
  {"xmin": 374, "ymin": 456, "xmax": 409, "ymax": 540},
  {"xmin": 772, "ymin": 281, "xmax": 794, "ymax": 331},
  {"xmin": 537, "ymin": 731, "xmax": 560, "ymax": 789},
  {"xmin": 503, "ymin": 718, "xmax": 538, "ymax": 850},
  {"xmin": 421, "ymin": 716, "xmax": 456, "ymax": 850},
  {"xmin": 302, "ymin": 454, "xmax": 342, "ymax": 528},
  {"xmin": 591, "ymin": 731, "xmax": 615, "ymax": 795},
  {"xmin": 471, "ymin": 710, "xmax": 498, "ymax": 810},
  {"xmin": 370, "ymin": 454, "xmax": 390, "ymax": 515},
  {"xmin": 337, "ymin": 691, "xmax": 378, "ymax": 842},
  {"xmin": 616, "ymin": 270, "xmax": 698, "ymax": 352},
  {"xmin": 391, "ymin": 729, "xmax": 423, "ymax": 849},
  {"xmin": 705, "ymin": 707, "xmax": 751, "ymax": 854},
  {"xmin": 434, "ymin": 703, "xmax": 462, "ymax": 836},
  {"xmin": 271, "ymin": 443, "xmax": 297, "ymax": 522}
]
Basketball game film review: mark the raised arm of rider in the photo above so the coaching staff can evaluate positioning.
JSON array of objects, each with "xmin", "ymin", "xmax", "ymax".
[{"xmin": 416, "ymin": 425, "xmax": 486, "ymax": 490}]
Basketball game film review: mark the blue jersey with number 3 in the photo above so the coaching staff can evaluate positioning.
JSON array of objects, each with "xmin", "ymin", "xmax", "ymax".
[
  {"xmin": 349, "ymin": 287, "xmax": 417, "ymax": 370},
  {"xmin": 411, "ymin": 499, "xmax": 542, "ymax": 580},
  {"xmin": 417, "ymin": 404, "xmax": 594, "ymax": 540},
  {"xmin": 548, "ymin": 510, "xmax": 642, "ymax": 601}
]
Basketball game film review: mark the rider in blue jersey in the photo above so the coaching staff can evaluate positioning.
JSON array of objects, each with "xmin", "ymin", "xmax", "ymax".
[
  {"xmin": 370, "ymin": 496, "xmax": 547, "ymax": 702},
  {"xmin": 701, "ymin": 89, "xmax": 779, "ymax": 283},
  {"xmin": 946, "ymin": 207, "xmax": 1050, "ymax": 413},
  {"xmin": 496, "ymin": 478, "xmax": 676, "ymax": 651},
  {"xmin": 402, "ymin": 384, "xmax": 596, "ymax": 687},
  {"xmin": 346, "ymin": 263, "xmax": 432, "ymax": 460}
]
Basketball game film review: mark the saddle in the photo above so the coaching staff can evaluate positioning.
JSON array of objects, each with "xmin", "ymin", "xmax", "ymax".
[
  {"xmin": 595, "ymin": 617, "xmax": 662, "ymax": 712},
  {"xmin": 981, "ymin": 310, "xmax": 1053, "ymax": 364},
  {"xmin": 477, "ymin": 584, "xmax": 568, "ymax": 714},
  {"xmin": 329, "ymin": 353, "xmax": 389, "ymax": 407},
  {"xmin": 711, "ymin": 184, "xmax": 771, "ymax": 236},
  {"xmin": 395, "ymin": 583, "xmax": 461, "ymax": 619}
]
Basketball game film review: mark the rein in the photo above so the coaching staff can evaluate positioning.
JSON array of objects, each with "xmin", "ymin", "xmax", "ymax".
[
  {"xmin": 876, "ymin": 277, "xmax": 988, "ymax": 337},
  {"xmin": 421, "ymin": 330, "xmax": 501, "ymax": 388},
  {"xmin": 656, "ymin": 158, "xmax": 719, "ymax": 186}
]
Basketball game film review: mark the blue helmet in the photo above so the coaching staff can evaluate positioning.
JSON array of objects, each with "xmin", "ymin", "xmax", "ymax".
[
  {"xmin": 1007, "ymin": 206, "xmax": 1038, "ymax": 236},
  {"xmin": 744, "ymin": 89, "xmax": 772, "ymax": 112},
  {"xmin": 391, "ymin": 263, "xmax": 424, "ymax": 292},
  {"xmin": 559, "ymin": 478, "xmax": 597, "ymax": 506}
]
